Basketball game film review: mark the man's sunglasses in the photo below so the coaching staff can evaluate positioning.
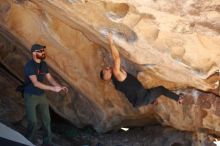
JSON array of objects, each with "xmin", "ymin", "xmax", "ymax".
[{"xmin": 35, "ymin": 49, "xmax": 45, "ymax": 53}]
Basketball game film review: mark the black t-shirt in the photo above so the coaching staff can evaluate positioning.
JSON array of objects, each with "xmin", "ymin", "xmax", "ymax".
[
  {"xmin": 111, "ymin": 72, "xmax": 145, "ymax": 105},
  {"xmin": 24, "ymin": 59, "xmax": 48, "ymax": 95}
]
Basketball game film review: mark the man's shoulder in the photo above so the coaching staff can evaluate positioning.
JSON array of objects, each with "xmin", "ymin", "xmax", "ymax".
[
  {"xmin": 25, "ymin": 60, "xmax": 34, "ymax": 68},
  {"xmin": 112, "ymin": 68, "xmax": 127, "ymax": 81},
  {"xmin": 24, "ymin": 60, "xmax": 35, "ymax": 75}
]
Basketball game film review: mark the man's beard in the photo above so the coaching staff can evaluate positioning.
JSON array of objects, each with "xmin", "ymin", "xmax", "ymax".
[{"xmin": 36, "ymin": 54, "xmax": 46, "ymax": 60}]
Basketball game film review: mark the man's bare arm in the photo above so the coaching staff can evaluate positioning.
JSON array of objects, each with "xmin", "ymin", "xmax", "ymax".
[
  {"xmin": 45, "ymin": 73, "xmax": 61, "ymax": 87},
  {"xmin": 46, "ymin": 73, "xmax": 69, "ymax": 93},
  {"xmin": 108, "ymin": 34, "xmax": 126, "ymax": 81},
  {"xmin": 108, "ymin": 34, "xmax": 121, "ymax": 72},
  {"xmin": 29, "ymin": 75, "xmax": 62, "ymax": 92}
]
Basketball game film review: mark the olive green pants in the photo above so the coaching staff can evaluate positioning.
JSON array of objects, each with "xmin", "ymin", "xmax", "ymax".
[{"xmin": 24, "ymin": 93, "xmax": 51, "ymax": 145}]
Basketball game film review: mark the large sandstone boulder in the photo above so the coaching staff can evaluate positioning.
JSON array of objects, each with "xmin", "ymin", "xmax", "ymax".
[{"xmin": 0, "ymin": 0, "xmax": 220, "ymax": 137}]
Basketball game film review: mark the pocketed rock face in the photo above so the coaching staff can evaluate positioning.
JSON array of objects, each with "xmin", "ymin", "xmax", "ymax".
[{"xmin": 0, "ymin": 0, "xmax": 220, "ymax": 136}]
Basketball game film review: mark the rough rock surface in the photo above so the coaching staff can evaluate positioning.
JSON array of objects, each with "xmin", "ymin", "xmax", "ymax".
[{"xmin": 0, "ymin": 0, "xmax": 220, "ymax": 137}]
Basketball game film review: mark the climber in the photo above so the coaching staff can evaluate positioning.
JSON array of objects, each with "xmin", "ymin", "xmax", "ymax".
[
  {"xmin": 100, "ymin": 33, "xmax": 184, "ymax": 107},
  {"xmin": 23, "ymin": 44, "xmax": 68, "ymax": 146}
]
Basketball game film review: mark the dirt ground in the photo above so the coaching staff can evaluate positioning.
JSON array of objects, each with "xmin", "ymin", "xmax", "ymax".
[{"xmin": 4, "ymin": 109, "xmax": 218, "ymax": 146}]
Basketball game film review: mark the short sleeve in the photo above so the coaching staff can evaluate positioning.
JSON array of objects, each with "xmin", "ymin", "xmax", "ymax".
[{"xmin": 24, "ymin": 63, "xmax": 36, "ymax": 76}]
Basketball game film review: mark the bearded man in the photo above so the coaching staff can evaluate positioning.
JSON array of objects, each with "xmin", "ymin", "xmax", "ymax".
[{"xmin": 23, "ymin": 44, "xmax": 68, "ymax": 146}]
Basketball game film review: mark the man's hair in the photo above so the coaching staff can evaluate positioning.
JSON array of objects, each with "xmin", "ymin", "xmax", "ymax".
[{"xmin": 100, "ymin": 70, "xmax": 104, "ymax": 80}]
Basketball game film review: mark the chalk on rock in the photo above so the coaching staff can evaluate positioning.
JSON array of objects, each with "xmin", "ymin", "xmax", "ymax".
[{"xmin": 99, "ymin": 28, "xmax": 137, "ymax": 43}]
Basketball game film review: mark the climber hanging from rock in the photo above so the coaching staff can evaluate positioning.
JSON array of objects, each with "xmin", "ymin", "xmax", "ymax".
[{"xmin": 99, "ymin": 33, "xmax": 184, "ymax": 107}]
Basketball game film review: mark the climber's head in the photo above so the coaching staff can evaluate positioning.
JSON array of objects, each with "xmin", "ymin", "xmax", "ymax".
[{"xmin": 100, "ymin": 67, "xmax": 112, "ymax": 81}]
